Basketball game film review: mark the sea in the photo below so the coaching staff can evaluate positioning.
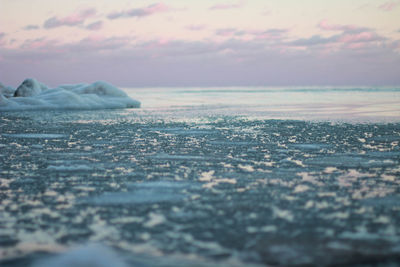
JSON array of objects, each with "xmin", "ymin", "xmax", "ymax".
[{"xmin": 1, "ymin": 87, "xmax": 400, "ymax": 266}]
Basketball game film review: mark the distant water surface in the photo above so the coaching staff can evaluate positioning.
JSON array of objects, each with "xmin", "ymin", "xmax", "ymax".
[{"xmin": 126, "ymin": 86, "xmax": 400, "ymax": 122}]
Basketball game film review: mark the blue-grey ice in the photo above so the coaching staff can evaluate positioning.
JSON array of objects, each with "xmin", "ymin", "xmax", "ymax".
[{"xmin": 0, "ymin": 78, "xmax": 140, "ymax": 111}]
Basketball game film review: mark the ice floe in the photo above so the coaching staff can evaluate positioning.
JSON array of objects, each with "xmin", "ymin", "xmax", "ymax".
[
  {"xmin": 0, "ymin": 78, "xmax": 140, "ymax": 111},
  {"xmin": 2, "ymin": 133, "xmax": 66, "ymax": 139},
  {"xmin": 32, "ymin": 244, "xmax": 128, "ymax": 267},
  {"xmin": 84, "ymin": 181, "xmax": 200, "ymax": 205}
]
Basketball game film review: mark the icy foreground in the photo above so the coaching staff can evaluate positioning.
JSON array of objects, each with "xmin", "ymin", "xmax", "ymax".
[
  {"xmin": 0, "ymin": 79, "xmax": 140, "ymax": 111},
  {"xmin": 0, "ymin": 109, "xmax": 400, "ymax": 266}
]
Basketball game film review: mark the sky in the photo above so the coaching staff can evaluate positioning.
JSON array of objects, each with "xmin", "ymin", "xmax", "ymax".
[{"xmin": 1, "ymin": 0, "xmax": 400, "ymax": 87}]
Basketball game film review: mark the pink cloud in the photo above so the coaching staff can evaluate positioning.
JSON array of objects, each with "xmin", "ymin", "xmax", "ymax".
[
  {"xmin": 71, "ymin": 36, "xmax": 134, "ymax": 52},
  {"xmin": 2, "ymin": 36, "xmax": 400, "ymax": 87},
  {"xmin": 186, "ymin": 24, "xmax": 207, "ymax": 31},
  {"xmin": 339, "ymin": 32, "xmax": 383, "ymax": 43},
  {"xmin": 23, "ymin": 25, "xmax": 40, "ymax": 31},
  {"xmin": 215, "ymin": 28, "xmax": 288, "ymax": 40},
  {"xmin": 20, "ymin": 38, "xmax": 60, "ymax": 50},
  {"xmin": 290, "ymin": 27, "xmax": 384, "ymax": 50},
  {"xmin": 318, "ymin": 20, "xmax": 362, "ymax": 32},
  {"xmin": 209, "ymin": 1, "xmax": 244, "ymax": 10},
  {"xmin": 44, "ymin": 8, "xmax": 96, "ymax": 29},
  {"xmin": 291, "ymin": 31, "xmax": 384, "ymax": 48},
  {"xmin": 0, "ymin": 32, "xmax": 5, "ymax": 47},
  {"xmin": 253, "ymin": 29, "xmax": 288, "ymax": 40},
  {"xmin": 379, "ymin": 1, "xmax": 400, "ymax": 11},
  {"xmin": 290, "ymin": 35, "xmax": 337, "ymax": 47},
  {"xmin": 86, "ymin": 21, "xmax": 103, "ymax": 31},
  {"xmin": 108, "ymin": 3, "xmax": 169, "ymax": 19},
  {"xmin": 346, "ymin": 43, "xmax": 366, "ymax": 49},
  {"xmin": 314, "ymin": 20, "xmax": 385, "ymax": 47}
]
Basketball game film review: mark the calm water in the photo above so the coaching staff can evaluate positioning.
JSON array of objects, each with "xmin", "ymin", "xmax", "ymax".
[
  {"xmin": 1, "ymin": 87, "xmax": 400, "ymax": 266},
  {"xmin": 128, "ymin": 87, "xmax": 400, "ymax": 122}
]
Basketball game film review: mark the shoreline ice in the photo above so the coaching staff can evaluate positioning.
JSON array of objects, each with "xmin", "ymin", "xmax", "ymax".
[{"xmin": 0, "ymin": 78, "xmax": 140, "ymax": 111}]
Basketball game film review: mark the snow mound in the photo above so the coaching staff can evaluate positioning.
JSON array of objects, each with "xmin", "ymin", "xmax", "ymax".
[{"xmin": 0, "ymin": 79, "xmax": 140, "ymax": 111}]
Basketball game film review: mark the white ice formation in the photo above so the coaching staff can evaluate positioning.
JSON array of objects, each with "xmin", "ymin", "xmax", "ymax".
[{"xmin": 0, "ymin": 78, "xmax": 140, "ymax": 111}]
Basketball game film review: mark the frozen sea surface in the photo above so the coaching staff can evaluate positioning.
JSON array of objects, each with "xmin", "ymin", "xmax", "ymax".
[{"xmin": 1, "ymin": 87, "xmax": 400, "ymax": 266}]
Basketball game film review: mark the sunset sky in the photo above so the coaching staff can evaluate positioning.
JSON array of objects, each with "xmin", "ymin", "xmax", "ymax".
[{"xmin": 1, "ymin": 0, "xmax": 400, "ymax": 87}]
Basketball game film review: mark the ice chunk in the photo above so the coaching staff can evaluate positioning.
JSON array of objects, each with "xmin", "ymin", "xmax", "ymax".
[
  {"xmin": 47, "ymin": 165, "xmax": 93, "ymax": 171},
  {"xmin": 291, "ymin": 143, "xmax": 330, "ymax": 150},
  {"xmin": 150, "ymin": 153, "xmax": 207, "ymax": 161},
  {"xmin": 3, "ymin": 133, "xmax": 66, "ymax": 139},
  {"xmin": 85, "ymin": 181, "xmax": 199, "ymax": 205},
  {"xmin": 69, "ymin": 81, "xmax": 129, "ymax": 98},
  {"xmin": 32, "ymin": 244, "xmax": 128, "ymax": 267},
  {"xmin": 306, "ymin": 155, "xmax": 396, "ymax": 168},
  {"xmin": 144, "ymin": 212, "xmax": 166, "ymax": 228},
  {"xmin": 0, "ymin": 82, "xmax": 15, "ymax": 98},
  {"xmin": 0, "ymin": 79, "xmax": 140, "ymax": 111},
  {"xmin": 14, "ymin": 78, "xmax": 48, "ymax": 97}
]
